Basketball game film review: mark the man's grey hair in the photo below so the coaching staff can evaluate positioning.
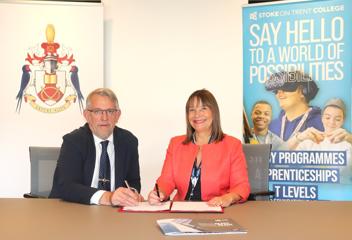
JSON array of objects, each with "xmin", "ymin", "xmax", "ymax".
[{"xmin": 85, "ymin": 88, "xmax": 119, "ymax": 109}]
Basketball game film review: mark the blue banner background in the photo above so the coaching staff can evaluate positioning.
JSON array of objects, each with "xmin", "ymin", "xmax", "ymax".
[{"xmin": 243, "ymin": 0, "xmax": 352, "ymax": 200}]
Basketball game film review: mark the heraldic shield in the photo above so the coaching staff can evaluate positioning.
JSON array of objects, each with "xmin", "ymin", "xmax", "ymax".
[{"xmin": 15, "ymin": 24, "xmax": 84, "ymax": 113}]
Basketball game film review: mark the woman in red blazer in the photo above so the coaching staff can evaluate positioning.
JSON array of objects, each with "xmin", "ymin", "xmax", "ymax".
[{"xmin": 148, "ymin": 89, "xmax": 250, "ymax": 207}]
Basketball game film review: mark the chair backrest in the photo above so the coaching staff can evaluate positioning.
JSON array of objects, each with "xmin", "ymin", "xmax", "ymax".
[
  {"xmin": 242, "ymin": 143, "xmax": 272, "ymax": 200},
  {"xmin": 28, "ymin": 146, "xmax": 60, "ymax": 198}
]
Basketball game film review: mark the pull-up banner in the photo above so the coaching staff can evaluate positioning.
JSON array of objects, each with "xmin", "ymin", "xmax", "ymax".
[
  {"xmin": 243, "ymin": 0, "xmax": 352, "ymax": 200},
  {"xmin": 0, "ymin": 1, "xmax": 103, "ymax": 197}
]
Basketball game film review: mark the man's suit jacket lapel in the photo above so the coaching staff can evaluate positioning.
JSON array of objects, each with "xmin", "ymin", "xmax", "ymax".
[{"xmin": 113, "ymin": 127, "xmax": 125, "ymax": 188}]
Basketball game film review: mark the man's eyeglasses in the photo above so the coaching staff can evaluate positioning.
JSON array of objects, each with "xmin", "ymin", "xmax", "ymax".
[{"xmin": 87, "ymin": 109, "xmax": 119, "ymax": 116}]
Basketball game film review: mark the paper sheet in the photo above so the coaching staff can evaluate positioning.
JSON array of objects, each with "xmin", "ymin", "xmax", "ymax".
[
  {"xmin": 122, "ymin": 201, "xmax": 171, "ymax": 212},
  {"xmin": 171, "ymin": 201, "xmax": 223, "ymax": 213}
]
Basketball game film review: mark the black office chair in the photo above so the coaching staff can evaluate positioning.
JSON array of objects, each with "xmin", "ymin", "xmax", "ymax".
[
  {"xmin": 23, "ymin": 146, "xmax": 60, "ymax": 198},
  {"xmin": 242, "ymin": 143, "xmax": 275, "ymax": 200}
]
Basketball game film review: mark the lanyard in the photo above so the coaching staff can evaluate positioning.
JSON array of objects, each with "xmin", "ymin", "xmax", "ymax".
[
  {"xmin": 192, "ymin": 133, "xmax": 215, "ymax": 144},
  {"xmin": 253, "ymin": 131, "xmax": 270, "ymax": 144},
  {"xmin": 280, "ymin": 107, "xmax": 312, "ymax": 140},
  {"xmin": 188, "ymin": 161, "xmax": 201, "ymax": 200},
  {"xmin": 188, "ymin": 133, "xmax": 210, "ymax": 200},
  {"xmin": 190, "ymin": 162, "xmax": 201, "ymax": 188}
]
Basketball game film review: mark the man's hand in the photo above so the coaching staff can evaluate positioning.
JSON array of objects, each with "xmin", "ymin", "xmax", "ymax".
[
  {"xmin": 110, "ymin": 187, "xmax": 143, "ymax": 207},
  {"xmin": 99, "ymin": 191, "xmax": 113, "ymax": 205}
]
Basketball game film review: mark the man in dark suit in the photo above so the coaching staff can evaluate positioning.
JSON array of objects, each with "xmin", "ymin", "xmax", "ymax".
[{"xmin": 50, "ymin": 88, "xmax": 143, "ymax": 205}]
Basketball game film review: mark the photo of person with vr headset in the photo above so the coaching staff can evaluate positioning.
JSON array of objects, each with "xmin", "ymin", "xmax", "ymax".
[
  {"xmin": 265, "ymin": 70, "xmax": 352, "ymax": 147},
  {"xmin": 265, "ymin": 70, "xmax": 323, "ymax": 142}
]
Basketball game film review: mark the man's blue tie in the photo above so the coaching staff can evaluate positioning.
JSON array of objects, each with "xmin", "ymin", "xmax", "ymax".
[{"xmin": 98, "ymin": 140, "xmax": 111, "ymax": 191}]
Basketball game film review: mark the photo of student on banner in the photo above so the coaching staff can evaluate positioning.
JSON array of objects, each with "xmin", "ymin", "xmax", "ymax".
[
  {"xmin": 287, "ymin": 98, "xmax": 352, "ymax": 183},
  {"xmin": 265, "ymin": 71, "xmax": 323, "ymax": 141},
  {"xmin": 249, "ymin": 100, "xmax": 285, "ymax": 150}
]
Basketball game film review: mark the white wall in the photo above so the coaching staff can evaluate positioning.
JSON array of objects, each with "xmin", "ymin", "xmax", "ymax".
[{"xmin": 103, "ymin": 0, "xmax": 246, "ymax": 197}]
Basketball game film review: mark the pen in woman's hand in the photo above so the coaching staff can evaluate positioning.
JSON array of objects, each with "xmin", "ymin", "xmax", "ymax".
[{"xmin": 155, "ymin": 183, "xmax": 160, "ymax": 198}]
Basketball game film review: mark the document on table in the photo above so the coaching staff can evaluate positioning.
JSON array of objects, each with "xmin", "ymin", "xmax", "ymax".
[
  {"xmin": 121, "ymin": 201, "xmax": 171, "ymax": 212},
  {"xmin": 121, "ymin": 201, "xmax": 222, "ymax": 213},
  {"xmin": 157, "ymin": 218, "xmax": 247, "ymax": 236},
  {"xmin": 170, "ymin": 201, "xmax": 223, "ymax": 213}
]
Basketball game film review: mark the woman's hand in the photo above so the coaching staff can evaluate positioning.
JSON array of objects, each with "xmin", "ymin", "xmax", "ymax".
[
  {"xmin": 147, "ymin": 189, "xmax": 166, "ymax": 205},
  {"xmin": 207, "ymin": 193, "xmax": 241, "ymax": 208}
]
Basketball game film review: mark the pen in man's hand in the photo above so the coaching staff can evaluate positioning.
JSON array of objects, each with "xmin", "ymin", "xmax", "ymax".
[
  {"xmin": 124, "ymin": 180, "xmax": 142, "ymax": 203},
  {"xmin": 124, "ymin": 180, "xmax": 137, "ymax": 193},
  {"xmin": 124, "ymin": 180, "xmax": 131, "ymax": 189},
  {"xmin": 155, "ymin": 183, "xmax": 160, "ymax": 198}
]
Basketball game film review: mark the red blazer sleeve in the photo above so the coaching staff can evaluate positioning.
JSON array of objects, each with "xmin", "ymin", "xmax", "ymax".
[
  {"xmin": 201, "ymin": 136, "xmax": 250, "ymax": 202},
  {"xmin": 156, "ymin": 136, "xmax": 197, "ymax": 200},
  {"xmin": 156, "ymin": 137, "xmax": 177, "ymax": 198}
]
